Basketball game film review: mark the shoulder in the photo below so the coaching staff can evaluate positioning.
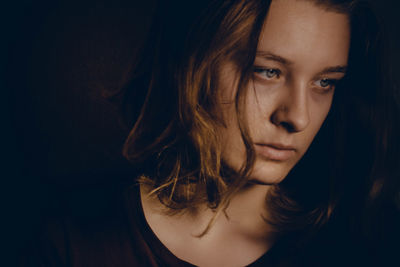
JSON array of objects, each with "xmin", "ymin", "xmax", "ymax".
[{"xmin": 19, "ymin": 184, "xmax": 147, "ymax": 267}]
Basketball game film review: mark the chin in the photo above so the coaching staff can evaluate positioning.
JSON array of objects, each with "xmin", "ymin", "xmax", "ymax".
[{"xmin": 248, "ymin": 160, "xmax": 293, "ymax": 185}]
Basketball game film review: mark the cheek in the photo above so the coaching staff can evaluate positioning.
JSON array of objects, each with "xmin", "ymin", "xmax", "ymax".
[
  {"xmin": 221, "ymin": 107, "xmax": 242, "ymax": 149},
  {"xmin": 314, "ymin": 93, "xmax": 334, "ymax": 125},
  {"xmin": 218, "ymin": 99, "xmax": 251, "ymax": 171},
  {"xmin": 244, "ymin": 85, "xmax": 279, "ymax": 136},
  {"xmin": 219, "ymin": 118, "xmax": 247, "ymax": 172},
  {"xmin": 304, "ymin": 100, "xmax": 333, "ymax": 144}
]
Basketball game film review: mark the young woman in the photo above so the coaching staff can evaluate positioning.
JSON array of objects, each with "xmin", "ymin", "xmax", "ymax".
[{"xmin": 22, "ymin": 0, "xmax": 399, "ymax": 266}]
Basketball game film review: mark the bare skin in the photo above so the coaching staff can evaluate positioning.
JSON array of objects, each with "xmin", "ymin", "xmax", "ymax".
[
  {"xmin": 141, "ymin": 184, "xmax": 275, "ymax": 267},
  {"xmin": 140, "ymin": 0, "xmax": 350, "ymax": 266}
]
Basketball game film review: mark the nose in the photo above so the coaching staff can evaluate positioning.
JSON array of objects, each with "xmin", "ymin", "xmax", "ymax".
[{"xmin": 270, "ymin": 84, "xmax": 310, "ymax": 133}]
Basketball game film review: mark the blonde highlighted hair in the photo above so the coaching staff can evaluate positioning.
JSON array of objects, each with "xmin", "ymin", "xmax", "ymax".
[{"xmin": 109, "ymin": 0, "xmax": 398, "ymax": 237}]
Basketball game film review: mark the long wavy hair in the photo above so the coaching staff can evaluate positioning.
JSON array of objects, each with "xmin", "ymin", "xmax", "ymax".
[{"xmin": 109, "ymin": 0, "xmax": 399, "ymax": 238}]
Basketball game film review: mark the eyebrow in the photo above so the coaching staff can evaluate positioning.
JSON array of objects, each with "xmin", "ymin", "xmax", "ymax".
[
  {"xmin": 256, "ymin": 51, "xmax": 293, "ymax": 65},
  {"xmin": 255, "ymin": 51, "xmax": 348, "ymax": 75},
  {"xmin": 317, "ymin": 66, "xmax": 347, "ymax": 76}
]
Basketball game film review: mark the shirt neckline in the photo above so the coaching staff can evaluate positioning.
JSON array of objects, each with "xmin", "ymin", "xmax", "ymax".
[{"xmin": 126, "ymin": 184, "xmax": 288, "ymax": 266}]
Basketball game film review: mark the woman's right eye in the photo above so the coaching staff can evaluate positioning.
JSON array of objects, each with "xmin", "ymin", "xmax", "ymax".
[{"xmin": 253, "ymin": 68, "xmax": 281, "ymax": 80}]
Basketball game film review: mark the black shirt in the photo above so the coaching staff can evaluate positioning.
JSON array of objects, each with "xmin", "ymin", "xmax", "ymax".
[{"xmin": 19, "ymin": 184, "xmax": 395, "ymax": 266}]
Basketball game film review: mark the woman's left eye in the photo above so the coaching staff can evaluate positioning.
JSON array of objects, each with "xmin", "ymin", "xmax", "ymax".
[
  {"xmin": 314, "ymin": 78, "xmax": 338, "ymax": 90},
  {"xmin": 254, "ymin": 68, "xmax": 281, "ymax": 79}
]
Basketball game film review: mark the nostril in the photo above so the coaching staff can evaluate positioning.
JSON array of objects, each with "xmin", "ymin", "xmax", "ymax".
[
  {"xmin": 280, "ymin": 121, "xmax": 296, "ymax": 133},
  {"xmin": 270, "ymin": 105, "xmax": 309, "ymax": 133}
]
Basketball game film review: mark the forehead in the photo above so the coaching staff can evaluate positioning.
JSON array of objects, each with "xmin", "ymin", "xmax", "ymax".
[{"xmin": 258, "ymin": 0, "xmax": 350, "ymax": 67}]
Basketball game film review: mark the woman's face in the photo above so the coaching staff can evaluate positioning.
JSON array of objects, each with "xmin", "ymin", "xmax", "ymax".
[{"xmin": 219, "ymin": 0, "xmax": 350, "ymax": 184}]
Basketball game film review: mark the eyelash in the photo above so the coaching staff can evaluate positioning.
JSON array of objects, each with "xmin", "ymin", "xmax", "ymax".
[
  {"xmin": 253, "ymin": 67, "xmax": 281, "ymax": 79},
  {"xmin": 314, "ymin": 78, "xmax": 339, "ymax": 91},
  {"xmin": 253, "ymin": 67, "xmax": 339, "ymax": 91}
]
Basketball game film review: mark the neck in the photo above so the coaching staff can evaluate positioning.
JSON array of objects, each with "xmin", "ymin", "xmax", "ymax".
[
  {"xmin": 140, "ymin": 182, "xmax": 277, "ymax": 266},
  {"xmin": 141, "ymin": 182, "xmax": 275, "ymax": 240},
  {"xmin": 220, "ymin": 183, "xmax": 274, "ymax": 238}
]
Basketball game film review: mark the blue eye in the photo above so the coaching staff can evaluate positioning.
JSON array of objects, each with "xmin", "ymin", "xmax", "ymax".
[
  {"xmin": 315, "ymin": 78, "xmax": 338, "ymax": 90},
  {"xmin": 254, "ymin": 68, "xmax": 281, "ymax": 79}
]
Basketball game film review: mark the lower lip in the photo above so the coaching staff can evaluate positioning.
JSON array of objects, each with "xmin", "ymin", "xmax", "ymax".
[{"xmin": 255, "ymin": 145, "xmax": 295, "ymax": 161}]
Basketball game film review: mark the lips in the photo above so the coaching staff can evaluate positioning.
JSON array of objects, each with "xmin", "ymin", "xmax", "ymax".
[{"xmin": 254, "ymin": 143, "xmax": 296, "ymax": 161}]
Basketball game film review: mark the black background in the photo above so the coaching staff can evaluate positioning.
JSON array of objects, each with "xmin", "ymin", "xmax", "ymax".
[{"xmin": 2, "ymin": 0, "xmax": 399, "ymax": 265}]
